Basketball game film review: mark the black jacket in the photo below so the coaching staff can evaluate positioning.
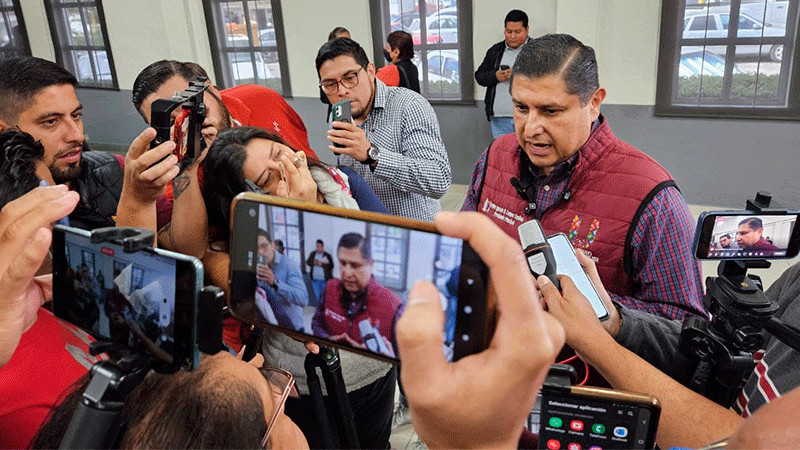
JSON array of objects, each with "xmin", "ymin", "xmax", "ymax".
[
  {"xmin": 474, "ymin": 38, "xmax": 532, "ymax": 121},
  {"xmin": 306, "ymin": 250, "xmax": 334, "ymax": 280},
  {"xmin": 69, "ymin": 150, "xmax": 125, "ymax": 230}
]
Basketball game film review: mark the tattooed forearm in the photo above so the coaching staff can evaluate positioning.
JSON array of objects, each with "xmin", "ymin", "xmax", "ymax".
[{"xmin": 172, "ymin": 172, "xmax": 192, "ymax": 201}]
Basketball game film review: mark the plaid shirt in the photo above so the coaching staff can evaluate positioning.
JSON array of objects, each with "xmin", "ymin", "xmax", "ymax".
[
  {"xmin": 463, "ymin": 149, "xmax": 706, "ymax": 320},
  {"xmin": 337, "ymin": 80, "xmax": 451, "ymax": 222}
]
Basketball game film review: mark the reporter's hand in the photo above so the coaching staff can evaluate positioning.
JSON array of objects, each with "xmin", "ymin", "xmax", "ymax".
[
  {"xmin": 398, "ymin": 212, "xmax": 564, "ymax": 449},
  {"xmin": 122, "ymin": 128, "xmax": 180, "ymax": 207},
  {"xmin": 274, "ymin": 152, "xmax": 317, "ymax": 203},
  {"xmin": 537, "ymin": 275, "xmax": 611, "ymax": 355},
  {"xmin": 0, "ymin": 186, "xmax": 79, "ymax": 367},
  {"xmin": 574, "ymin": 250, "xmax": 621, "ymax": 337},
  {"xmin": 326, "ymin": 121, "xmax": 370, "ymax": 162}
]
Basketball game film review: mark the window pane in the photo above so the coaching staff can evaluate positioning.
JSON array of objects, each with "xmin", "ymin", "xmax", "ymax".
[
  {"xmin": 0, "ymin": 0, "xmax": 28, "ymax": 60},
  {"xmin": 64, "ymin": 7, "xmax": 86, "ymax": 45},
  {"xmin": 85, "ymin": 7, "xmax": 104, "ymax": 46}
]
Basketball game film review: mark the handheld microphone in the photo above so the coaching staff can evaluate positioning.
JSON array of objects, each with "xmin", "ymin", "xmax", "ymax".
[
  {"xmin": 518, "ymin": 219, "xmax": 560, "ymax": 290},
  {"xmin": 358, "ymin": 319, "xmax": 392, "ymax": 356}
]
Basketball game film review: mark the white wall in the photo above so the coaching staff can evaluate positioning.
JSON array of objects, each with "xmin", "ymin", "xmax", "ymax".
[{"xmin": 19, "ymin": 0, "xmax": 663, "ymax": 104}]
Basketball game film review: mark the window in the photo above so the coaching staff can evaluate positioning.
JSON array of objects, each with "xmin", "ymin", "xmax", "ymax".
[
  {"xmin": 202, "ymin": 0, "xmax": 290, "ymax": 95},
  {"xmin": 0, "ymin": 0, "xmax": 30, "ymax": 60},
  {"xmin": 266, "ymin": 206, "xmax": 303, "ymax": 269},
  {"xmin": 656, "ymin": 0, "xmax": 800, "ymax": 119},
  {"xmin": 370, "ymin": 0, "xmax": 474, "ymax": 103},
  {"xmin": 367, "ymin": 224, "xmax": 408, "ymax": 291},
  {"xmin": 44, "ymin": 0, "xmax": 117, "ymax": 89}
]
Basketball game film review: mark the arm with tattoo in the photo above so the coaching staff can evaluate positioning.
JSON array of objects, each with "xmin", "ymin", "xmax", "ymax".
[{"xmin": 157, "ymin": 167, "xmax": 209, "ymax": 258}]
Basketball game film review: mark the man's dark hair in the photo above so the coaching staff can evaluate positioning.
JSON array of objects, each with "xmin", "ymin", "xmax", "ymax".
[
  {"xmin": 505, "ymin": 9, "xmax": 529, "ymax": 28},
  {"xmin": 720, "ymin": 233, "xmax": 731, "ymax": 239},
  {"xmin": 0, "ymin": 129, "xmax": 45, "ymax": 210},
  {"xmin": 0, "ymin": 57, "xmax": 77, "ymax": 124},
  {"xmin": 338, "ymin": 232, "xmax": 371, "ymax": 261},
  {"xmin": 315, "ymin": 38, "xmax": 370, "ymax": 75},
  {"xmin": 328, "ymin": 26, "xmax": 350, "ymax": 41},
  {"xmin": 32, "ymin": 359, "xmax": 266, "ymax": 449},
  {"xmin": 131, "ymin": 60, "xmax": 209, "ymax": 120},
  {"xmin": 739, "ymin": 217, "xmax": 764, "ymax": 230},
  {"xmin": 258, "ymin": 228, "xmax": 273, "ymax": 243},
  {"xmin": 512, "ymin": 33, "xmax": 599, "ymax": 106},
  {"xmin": 386, "ymin": 31, "xmax": 414, "ymax": 61},
  {"xmin": 316, "ymin": 239, "xmax": 324, "ymax": 246}
]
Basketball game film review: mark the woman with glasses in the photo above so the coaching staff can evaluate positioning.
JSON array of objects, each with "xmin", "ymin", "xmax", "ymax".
[{"xmin": 201, "ymin": 126, "xmax": 397, "ymax": 449}]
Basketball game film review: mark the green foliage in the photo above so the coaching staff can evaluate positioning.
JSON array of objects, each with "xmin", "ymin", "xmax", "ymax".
[{"xmin": 677, "ymin": 73, "xmax": 780, "ymax": 100}]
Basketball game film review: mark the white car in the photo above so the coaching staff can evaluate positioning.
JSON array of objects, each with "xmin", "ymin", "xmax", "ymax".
[
  {"xmin": 409, "ymin": 14, "xmax": 458, "ymax": 43},
  {"xmin": 683, "ymin": 11, "xmax": 785, "ymax": 61},
  {"xmin": 228, "ymin": 51, "xmax": 273, "ymax": 82},
  {"xmin": 418, "ymin": 49, "xmax": 459, "ymax": 83}
]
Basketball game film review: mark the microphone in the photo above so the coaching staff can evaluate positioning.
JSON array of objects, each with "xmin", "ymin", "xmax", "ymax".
[
  {"xmin": 518, "ymin": 219, "xmax": 560, "ymax": 290},
  {"xmin": 358, "ymin": 319, "xmax": 392, "ymax": 356}
]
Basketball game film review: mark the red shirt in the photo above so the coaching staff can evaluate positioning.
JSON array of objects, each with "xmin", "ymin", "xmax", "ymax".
[{"xmin": 0, "ymin": 309, "xmax": 105, "ymax": 448}]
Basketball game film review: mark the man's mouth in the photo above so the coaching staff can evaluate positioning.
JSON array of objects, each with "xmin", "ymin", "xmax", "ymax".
[
  {"xmin": 526, "ymin": 142, "xmax": 553, "ymax": 156},
  {"xmin": 58, "ymin": 148, "xmax": 82, "ymax": 164}
]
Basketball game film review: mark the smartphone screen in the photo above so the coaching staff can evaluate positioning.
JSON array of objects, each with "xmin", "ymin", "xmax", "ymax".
[
  {"xmin": 172, "ymin": 108, "xmax": 191, "ymax": 161},
  {"xmin": 547, "ymin": 233, "xmax": 609, "ymax": 321},
  {"xmin": 229, "ymin": 195, "xmax": 491, "ymax": 363},
  {"xmin": 693, "ymin": 211, "xmax": 800, "ymax": 259},
  {"xmin": 534, "ymin": 387, "xmax": 660, "ymax": 449},
  {"xmin": 51, "ymin": 226, "xmax": 202, "ymax": 368}
]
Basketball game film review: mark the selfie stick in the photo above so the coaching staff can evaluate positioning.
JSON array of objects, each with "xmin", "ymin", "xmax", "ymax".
[
  {"xmin": 677, "ymin": 192, "xmax": 800, "ymax": 408},
  {"xmin": 305, "ymin": 347, "xmax": 360, "ymax": 449}
]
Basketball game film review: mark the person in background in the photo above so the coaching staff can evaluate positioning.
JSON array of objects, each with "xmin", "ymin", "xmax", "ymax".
[
  {"xmin": 328, "ymin": 26, "xmax": 351, "ymax": 41},
  {"xmin": 376, "ymin": 31, "xmax": 420, "ymax": 93},
  {"xmin": 475, "ymin": 9, "xmax": 532, "ymax": 138},
  {"xmin": 306, "ymin": 239, "xmax": 333, "ymax": 302}
]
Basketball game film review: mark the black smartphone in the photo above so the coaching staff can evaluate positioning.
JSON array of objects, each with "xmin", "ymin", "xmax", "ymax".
[
  {"xmin": 499, "ymin": 64, "xmax": 510, "ymax": 70},
  {"xmin": 693, "ymin": 211, "xmax": 800, "ymax": 259},
  {"xmin": 51, "ymin": 225, "xmax": 204, "ymax": 369},
  {"xmin": 534, "ymin": 386, "xmax": 661, "ymax": 449},
  {"xmin": 149, "ymin": 79, "xmax": 207, "ymax": 172},
  {"xmin": 228, "ymin": 193, "xmax": 493, "ymax": 363},
  {"xmin": 330, "ymin": 99, "xmax": 352, "ymax": 150},
  {"xmin": 547, "ymin": 233, "xmax": 609, "ymax": 321}
]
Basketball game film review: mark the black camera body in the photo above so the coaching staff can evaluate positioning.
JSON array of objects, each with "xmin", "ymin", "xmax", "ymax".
[{"xmin": 149, "ymin": 78, "xmax": 208, "ymax": 172}]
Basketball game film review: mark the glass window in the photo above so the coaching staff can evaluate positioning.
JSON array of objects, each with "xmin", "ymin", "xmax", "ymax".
[
  {"xmin": 44, "ymin": 0, "xmax": 117, "ymax": 89},
  {"xmin": 367, "ymin": 224, "xmax": 408, "ymax": 291},
  {"xmin": 202, "ymin": 0, "xmax": 290, "ymax": 95},
  {"xmin": 0, "ymin": 0, "xmax": 30, "ymax": 60},
  {"xmin": 371, "ymin": 0, "xmax": 473, "ymax": 102},
  {"xmin": 656, "ymin": 0, "xmax": 800, "ymax": 119}
]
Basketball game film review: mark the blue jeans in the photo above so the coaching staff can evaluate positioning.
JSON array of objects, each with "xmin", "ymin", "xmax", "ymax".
[
  {"xmin": 312, "ymin": 279, "xmax": 326, "ymax": 303},
  {"xmin": 490, "ymin": 116, "xmax": 515, "ymax": 139}
]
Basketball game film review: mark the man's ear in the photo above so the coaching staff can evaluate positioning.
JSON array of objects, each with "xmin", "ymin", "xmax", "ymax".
[
  {"xmin": 366, "ymin": 62, "xmax": 376, "ymax": 80},
  {"xmin": 588, "ymin": 87, "xmax": 606, "ymax": 121}
]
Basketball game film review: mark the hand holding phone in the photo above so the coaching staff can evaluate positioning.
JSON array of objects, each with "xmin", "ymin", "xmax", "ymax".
[
  {"xmin": 329, "ymin": 99, "xmax": 352, "ymax": 152},
  {"xmin": 547, "ymin": 233, "xmax": 610, "ymax": 321}
]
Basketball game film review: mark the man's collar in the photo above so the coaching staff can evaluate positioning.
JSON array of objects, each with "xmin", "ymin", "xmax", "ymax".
[{"xmin": 372, "ymin": 79, "xmax": 388, "ymax": 111}]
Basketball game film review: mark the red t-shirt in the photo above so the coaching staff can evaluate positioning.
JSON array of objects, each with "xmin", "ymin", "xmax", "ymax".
[
  {"xmin": 0, "ymin": 309, "xmax": 105, "ymax": 448},
  {"xmin": 376, "ymin": 64, "xmax": 401, "ymax": 87}
]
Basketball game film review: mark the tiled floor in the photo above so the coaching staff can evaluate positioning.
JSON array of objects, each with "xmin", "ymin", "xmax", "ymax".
[{"xmin": 387, "ymin": 186, "xmax": 800, "ymax": 449}]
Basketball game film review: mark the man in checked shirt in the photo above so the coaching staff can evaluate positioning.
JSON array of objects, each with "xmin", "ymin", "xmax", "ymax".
[
  {"xmin": 463, "ymin": 33, "xmax": 706, "ymax": 321},
  {"xmin": 317, "ymin": 38, "xmax": 451, "ymax": 222}
]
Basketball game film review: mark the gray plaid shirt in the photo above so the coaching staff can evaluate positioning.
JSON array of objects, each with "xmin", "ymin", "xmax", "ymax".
[{"xmin": 338, "ymin": 80, "xmax": 451, "ymax": 222}]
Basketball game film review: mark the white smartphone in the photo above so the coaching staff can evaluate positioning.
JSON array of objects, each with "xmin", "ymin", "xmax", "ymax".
[{"xmin": 547, "ymin": 233, "xmax": 610, "ymax": 321}]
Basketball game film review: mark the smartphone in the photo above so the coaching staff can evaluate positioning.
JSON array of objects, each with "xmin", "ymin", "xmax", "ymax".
[
  {"xmin": 330, "ymin": 99, "xmax": 352, "ymax": 150},
  {"xmin": 149, "ymin": 80, "xmax": 207, "ymax": 171},
  {"xmin": 499, "ymin": 64, "xmax": 510, "ymax": 70},
  {"xmin": 534, "ymin": 385, "xmax": 660, "ymax": 449},
  {"xmin": 51, "ymin": 225, "xmax": 203, "ymax": 369},
  {"xmin": 693, "ymin": 211, "xmax": 800, "ymax": 259},
  {"xmin": 547, "ymin": 233, "xmax": 609, "ymax": 321},
  {"xmin": 228, "ymin": 193, "xmax": 493, "ymax": 363}
]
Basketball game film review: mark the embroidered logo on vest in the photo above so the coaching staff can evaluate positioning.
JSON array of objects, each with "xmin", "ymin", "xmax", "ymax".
[
  {"xmin": 325, "ymin": 309, "xmax": 347, "ymax": 324},
  {"xmin": 567, "ymin": 215, "xmax": 600, "ymax": 249}
]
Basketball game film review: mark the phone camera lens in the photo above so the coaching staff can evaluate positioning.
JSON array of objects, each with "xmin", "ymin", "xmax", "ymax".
[
  {"xmin": 249, "ymin": 209, "xmax": 256, "ymax": 217},
  {"xmin": 462, "ymin": 334, "xmax": 470, "ymax": 341},
  {"xmin": 463, "ymin": 305, "xmax": 473, "ymax": 314}
]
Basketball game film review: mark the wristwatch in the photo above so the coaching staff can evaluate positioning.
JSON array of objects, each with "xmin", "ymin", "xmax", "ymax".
[{"xmin": 362, "ymin": 142, "xmax": 380, "ymax": 167}]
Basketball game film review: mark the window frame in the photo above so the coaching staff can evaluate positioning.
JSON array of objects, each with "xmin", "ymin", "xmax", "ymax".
[
  {"xmin": 0, "ymin": 0, "xmax": 31, "ymax": 60},
  {"xmin": 366, "ymin": 223, "xmax": 408, "ymax": 292},
  {"xmin": 655, "ymin": 0, "xmax": 800, "ymax": 120},
  {"xmin": 369, "ymin": 0, "xmax": 474, "ymax": 105},
  {"xmin": 43, "ymin": 0, "xmax": 119, "ymax": 90},
  {"xmin": 201, "ymin": 0, "xmax": 292, "ymax": 96}
]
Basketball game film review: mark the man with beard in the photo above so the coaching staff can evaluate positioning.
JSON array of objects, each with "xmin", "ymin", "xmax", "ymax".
[
  {"xmin": 131, "ymin": 60, "xmax": 317, "ymax": 257},
  {"xmin": 0, "ymin": 57, "xmax": 178, "ymax": 232}
]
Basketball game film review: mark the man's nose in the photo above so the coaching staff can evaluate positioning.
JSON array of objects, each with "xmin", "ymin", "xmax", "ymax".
[
  {"xmin": 64, "ymin": 117, "xmax": 83, "ymax": 142},
  {"xmin": 524, "ymin": 111, "xmax": 545, "ymax": 136}
]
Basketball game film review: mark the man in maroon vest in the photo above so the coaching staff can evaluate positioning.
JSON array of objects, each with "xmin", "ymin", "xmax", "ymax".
[
  {"xmin": 463, "ymin": 34, "xmax": 706, "ymax": 321},
  {"xmin": 312, "ymin": 232, "xmax": 402, "ymax": 358}
]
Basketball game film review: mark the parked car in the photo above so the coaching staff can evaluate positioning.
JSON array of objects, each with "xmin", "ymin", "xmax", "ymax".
[
  {"xmin": 409, "ymin": 14, "xmax": 458, "ymax": 43},
  {"xmin": 228, "ymin": 51, "xmax": 273, "ymax": 82},
  {"xmin": 76, "ymin": 52, "xmax": 112, "ymax": 83},
  {"xmin": 258, "ymin": 29, "xmax": 279, "ymax": 63},
  {"xmin": 418, "ymin": 49, "xmax": 459, "ymax": 83},
  {"xmin": 411, "ymin": 30, "xmax": 442, "ymax": 45},
  {"xmin": 683, "ymin": 11, "xmax": 785, "ymax": 61},
  {"xmin": 678, "ymin": 50, "xmax": 741, "ymax": 77}
]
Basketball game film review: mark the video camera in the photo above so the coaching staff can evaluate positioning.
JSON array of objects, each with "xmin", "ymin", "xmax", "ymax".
[
  {"xmin": 149, "ymin": 78, "xmax": 208, "ymax": 172},
  {"xmin": 51, "ymin": 225, "xmax": 225, "ymax": 448},
  {"xmin": 678, "ymin": 192, "xmax": 800, "ymax": 407}
]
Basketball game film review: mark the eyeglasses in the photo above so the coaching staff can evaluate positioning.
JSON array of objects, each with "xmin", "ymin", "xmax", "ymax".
[
  {"xmin": 319, "ymin": 67, "xmax": 365, "ymax": 94},
  {"xmin": 260, "ymin": 366, "xmax": 299, "ymax": 447}
]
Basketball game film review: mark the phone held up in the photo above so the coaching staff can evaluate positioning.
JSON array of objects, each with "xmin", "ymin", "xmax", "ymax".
[
  {"xmin": 51, "ymin": 225, "xmax": 204, "ymax": 370},
  {"xmin": 330, "ymin": 99, "xmax": 352, "ymax": 153},
  {"xmin": 693, "ymin": 210, "xmax": 800, "ymax": 260},
  {"xmin": 228, "ymin": 193, "xmax": 493, "ymax": 364},
  {"xmin": 547, "ymin": 233, "xmax": 610, "ymax": 321},
  {"xmin": 149, "ymin": 78, "xmax": 208, "ymax": 172}
]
